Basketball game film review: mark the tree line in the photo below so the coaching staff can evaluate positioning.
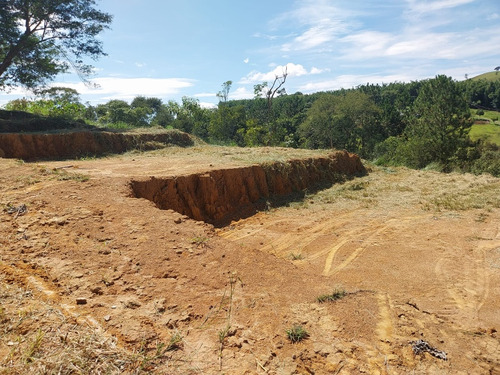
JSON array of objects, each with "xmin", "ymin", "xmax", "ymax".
[
  {"xmin": 2, "ymin": 1, "xmax": 499, "ymax": 176},
  {"xmin": 5, "ymin": 75, "xmax": 500, "ymax": 176}
]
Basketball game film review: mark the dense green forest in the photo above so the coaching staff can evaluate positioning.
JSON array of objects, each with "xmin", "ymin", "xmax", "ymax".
[{"xmin": 4, "ymin": 75, "xmax": 500, "ymax": 176}]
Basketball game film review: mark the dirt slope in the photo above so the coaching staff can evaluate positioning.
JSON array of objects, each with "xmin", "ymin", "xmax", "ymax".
[
  {"xmin": 1, "ymin": 146, "xmax": 499, "ymax": 374},
  {"xmin": 0, "ymin": 129, "xmax": 193, "ymax": 160}
]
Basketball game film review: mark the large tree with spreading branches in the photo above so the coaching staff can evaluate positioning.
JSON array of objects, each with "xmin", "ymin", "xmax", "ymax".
[{"xmin": 0, "ymin": 0, "xmax": 112, "ymax": 91}]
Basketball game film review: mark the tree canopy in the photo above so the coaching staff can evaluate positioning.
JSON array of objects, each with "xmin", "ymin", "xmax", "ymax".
[{"xmin": 0, "ymin": 0, "xmax": 112, "ymax": 91}]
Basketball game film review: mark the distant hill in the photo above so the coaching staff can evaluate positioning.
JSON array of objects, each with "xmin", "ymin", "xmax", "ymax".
[{"xmin": 471, "ymin": 71, "xmax": 500, "ymax": 82}]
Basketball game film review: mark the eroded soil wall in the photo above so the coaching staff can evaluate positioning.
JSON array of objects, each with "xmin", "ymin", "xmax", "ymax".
[
  {"xmin": 0, "ymin": 130, "xmax": 193, "ymax": 160},
  {"xmin": 130, "ymin": 150, "xmax": 365, "ymax": 225}
]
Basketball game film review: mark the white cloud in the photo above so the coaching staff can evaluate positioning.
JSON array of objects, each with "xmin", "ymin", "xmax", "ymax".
[
  {"xmin": 244, "ymin": 57, "xmax": 250, "ymax": 64},
  {"xmin": 281, "ymin": 19, "xmax": 345, "ymax": 52},
  {"xmin": 240, "ymin": 63, "xmax": 310, "ymax": 84},
  {"xmin": 194, "ymin": 92, "xmax": 216, "ymax": 98},
  {"xmin": 340, "ymin": 31, "xmax": 394, "ymax": 57},
  {"xmin": 230, "ymin": 87, "xmax": 254, "ymax": 100},
  {"xmin": 199, "ymin": 101, "xmax": 217, "ymax": 109},
  {"xmin": 405, "ymin": 0, "xmax": 475, "ymax": 14},
  {"xmin": 273, "ymin": 0, "xmax": 347, "ymax": 27},
  {"xmin": 310, "ymin": 67, "xmax": 328, "ymax": 75},
  {"xmin": 54, "ymin": 77, "xmax": 195, "ymax": 101},
  {"xmin": 338, "ymin": 25, "xmax": 500, "ymax": 62},
  {"xmin": 272, "ymin": 0, "xmax": 354, "ymax": 52}
]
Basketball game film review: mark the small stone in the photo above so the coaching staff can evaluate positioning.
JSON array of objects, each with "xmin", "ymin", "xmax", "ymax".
[
  {"xmin": 174, "ymin": 218, "xmax": 182, "ymax": 224},
  {"xmin": 104, "ymin": 315, "xmax": 111, "ymax": 322},
  {"xmin": 90, "ymin": 286, "xmax": 103, "ymax": 295},
  {"xmin": 76, "ymin": 298, "xmax": 87, "ymax": 305},
  {"xmin": 111, "ymin": 305, "xmax": 117, "ymax": 309}
]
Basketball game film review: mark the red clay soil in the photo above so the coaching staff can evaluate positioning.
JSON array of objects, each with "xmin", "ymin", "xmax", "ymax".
[
  {"xmin": 130, "ymin": 151, "xmax": 365, "ymax": 225},
  {"xmin": 0, "ymin": 144, "xmax": 499, "ymax": 374},
  {"xmin": 0, "ymin": 130, "xmax": 193, "ymax": 160}
]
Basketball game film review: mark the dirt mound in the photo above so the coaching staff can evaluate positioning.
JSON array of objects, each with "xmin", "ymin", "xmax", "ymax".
[
  {"xmin": 131, "ymin": 150, "xmax": 365, "ymax": 225},
  {"xmin": 0, "ymin": 130, "xmax": 194, "ymax": 160}
]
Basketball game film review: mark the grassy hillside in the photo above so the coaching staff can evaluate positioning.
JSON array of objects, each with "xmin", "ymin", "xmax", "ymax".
[
  {"xmin": 471, "ymin": 71, "xmax": 500, "ymax": 82},
  {"xmin": 470, "ymin": 109, "xmax": 500, "ymax": 145},
  {"xmin": 470, "ymin": 123, "xmax": 500, "ymax": 145}
]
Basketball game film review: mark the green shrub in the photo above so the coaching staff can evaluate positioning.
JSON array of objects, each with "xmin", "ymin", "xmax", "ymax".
[{"xmin": 470, "ymin": 149, "xmax": 500, "ymax": 177}]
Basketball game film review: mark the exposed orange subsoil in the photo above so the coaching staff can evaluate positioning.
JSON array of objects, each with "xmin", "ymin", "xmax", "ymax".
[{"xmin": 1, "ymin": 146, "xmax": 499, "ymax": 374}]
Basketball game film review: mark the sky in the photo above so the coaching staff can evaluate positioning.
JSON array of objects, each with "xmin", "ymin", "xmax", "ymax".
[{"xmin": 1, "ymin": 0, "xmax": 500, "ymax": 107}]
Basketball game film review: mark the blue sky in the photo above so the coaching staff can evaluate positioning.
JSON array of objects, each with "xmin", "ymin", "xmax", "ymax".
[{"xmin": 1, "ymin": 0, "xmax": 499, "ymax": 107}]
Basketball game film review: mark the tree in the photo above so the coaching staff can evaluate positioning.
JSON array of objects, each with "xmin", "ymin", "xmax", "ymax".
[
  {"xmin": 216, "ymin": 81, "xmax": 232, "ymax": 103},
  {"xmin": 299, "ymin": 91, "xmax": 380, "ymax": 156},
  {"xmin": 400, "ymin": 75, "xmax": 472, "ymax": 168},
  {"xmin": 5, "ymin": 86, "xmax": 85, "ymax": 119},
  {"xmin": 0, "ymin": 0, "xmax": 112, "ymax": 91}
]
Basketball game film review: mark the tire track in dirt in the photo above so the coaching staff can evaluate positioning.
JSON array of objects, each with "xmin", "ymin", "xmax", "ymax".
[
  {"xmin": 219, "ymin": 211, "xmax": 356, "ymax": 259},
  {"xmin": 0, "ymin": 261, "xmax": 106, "ymax": 335},
  {"xmin": 323, "ymin": 220, "xmax": 396, "ymax": 276},
  {"xmin": 432, "ymin": 222, "xmax": 499, "ymax": 326},
  {"xmin": 367, "ymin": 292, "xmax": 396, "ymax": 374}
]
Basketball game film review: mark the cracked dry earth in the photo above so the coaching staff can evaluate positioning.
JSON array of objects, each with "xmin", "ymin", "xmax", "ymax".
[{"xmin": 1, "ymin": 145, "xmax": 500, "ymax": 374}]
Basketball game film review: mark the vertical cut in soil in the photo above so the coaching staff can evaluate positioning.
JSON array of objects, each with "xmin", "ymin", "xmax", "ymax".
[{"xmin": 130, "ymin": 150, "xmax": 366, "ymax": 226}]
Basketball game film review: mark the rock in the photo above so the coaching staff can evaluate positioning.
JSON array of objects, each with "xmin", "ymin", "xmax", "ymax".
[
  {"xmin": 104, "ymin": 315, "xmax": 111, "ymax": 322},
  {"xmin": 76, "ymin": 297, "xmax": 87, "ymax": 305}
]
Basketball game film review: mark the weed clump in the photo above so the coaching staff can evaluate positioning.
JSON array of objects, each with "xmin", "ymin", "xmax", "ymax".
[
  {"xmin": 317, "ymin": 288, "xmax": 347, "ymax": 303},
  {"xmin": 286, "ymin": 325, "xmax": 309, "ymax": 343}
]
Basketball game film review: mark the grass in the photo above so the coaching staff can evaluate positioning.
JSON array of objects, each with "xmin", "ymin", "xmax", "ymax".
[
  {"xmin": 0, "ymin": 274, "xmax": 132, "ymax": 374},
  {"xmin": 290, "ymin": 252, "xmax": 304, "ymax": 260},
  {"xmin": 471, "ymin": 71, "xmax": 500, "ymax": 82},
  {"xmin": 317, "ymin": 288, "xmax": 348, "ymax": 303},
  {"xmin": 23, "ymin": 329, "xmax": 44, "ymax": 363},
  {"xmin": 424, "ymin": 182, "xmax": 500, "ymax": 211},
  {"xmin": 286, "ymin": 325, "xmax": 309, "ymax": 343},
  {"xmin": 470, "ymin": 123, "xmax": 500, "ymax": 145},
  {"xmin": 191, "ymin": 236, "xmax": 209, "ymax": 248},
  {"xmin": 36, "ymin": 165, "xmax": 90, "ymax": 182}
]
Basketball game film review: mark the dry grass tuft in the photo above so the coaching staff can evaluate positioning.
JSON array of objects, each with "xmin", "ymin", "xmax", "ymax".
[{"xmin": 0, "ymin": 273, "xmax": 181, "ymax": 374}]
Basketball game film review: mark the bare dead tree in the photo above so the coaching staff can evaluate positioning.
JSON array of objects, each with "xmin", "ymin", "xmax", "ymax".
[{"xmin": 266, "ymin": 66, "xmax": 288, "ymax": 116}]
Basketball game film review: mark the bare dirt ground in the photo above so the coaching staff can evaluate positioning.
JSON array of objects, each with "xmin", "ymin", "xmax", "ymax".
[{"xmin": 1, "ymin": 145, "xmax": 499, "ymax": 374}]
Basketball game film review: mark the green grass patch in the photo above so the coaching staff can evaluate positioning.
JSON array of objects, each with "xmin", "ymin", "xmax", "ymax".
[
  {"xmin": 286, "ymin": 325, "xmax": 309, "ymax": 343},
  {"xmin": 470, "ymin": 123, "xmax": 500, "ymax": 145},
  {"xmin": 471, "ymin": 71, "xmax": 500, "ymax": 82}
]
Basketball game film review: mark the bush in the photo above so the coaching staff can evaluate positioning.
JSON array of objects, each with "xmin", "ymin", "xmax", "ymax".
[
  {"xmin": 476, "ymin": 109, "xmax": 485, "ymax": 115},
  {"xmin": 470, "ymin": 148, "xmax": 500, "ymax": 177}
]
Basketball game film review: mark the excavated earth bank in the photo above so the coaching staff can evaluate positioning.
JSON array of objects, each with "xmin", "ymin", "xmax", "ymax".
[
  {"xmin": 0, "ymin": 130, "xmax": 193, "ymax": 160},
  {"xmin": 131, "ymin": 150, "xmax": 365, "ymax": 225}
]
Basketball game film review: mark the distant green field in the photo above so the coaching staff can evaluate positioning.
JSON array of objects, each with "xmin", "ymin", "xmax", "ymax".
[
  {"xmin": 470, "ymin": 109, "xmax": 500, "ymax": 145},
  {"xmin": 471, "ymin": 71, "xmax": 500, "ymax": 82},
  {"xmin": 470, "ymin": 123, "xmax": 500, "ymax": 145}
]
